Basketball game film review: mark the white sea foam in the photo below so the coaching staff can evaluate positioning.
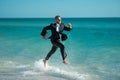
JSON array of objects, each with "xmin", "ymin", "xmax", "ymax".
[
  {"xmin": 3, "ymin": 61, "xmax": 30, "ymax": 69},
  {"xmin": 3, "ymin": 60, "xmax": 92, "ymax": 80},
  {"xmin": 32, "ymin": 59, "xmax": 89, "ymax": 80},
  {"xmin": 22, "ymin": 70, "xmax": 40, "ymax": 76}
]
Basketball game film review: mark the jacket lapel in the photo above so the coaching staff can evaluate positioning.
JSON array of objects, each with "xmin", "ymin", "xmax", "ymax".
[{"xmin": 60, "ymin": 23, "xmax": 64, "ymax": 31}]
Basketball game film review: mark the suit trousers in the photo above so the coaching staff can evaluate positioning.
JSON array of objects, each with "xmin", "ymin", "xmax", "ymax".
[{"xmin": 45, "ymin": 39, "xmax": 67, "ymax": 61}]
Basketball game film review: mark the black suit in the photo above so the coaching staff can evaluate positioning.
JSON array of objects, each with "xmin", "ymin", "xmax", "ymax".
[{"xmin": 41, "ymin": 23, "xmax": 72, "ymax": 60}]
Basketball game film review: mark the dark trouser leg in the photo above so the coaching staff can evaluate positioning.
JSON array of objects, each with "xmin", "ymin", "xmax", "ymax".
[
  {"xmin": 45, "ymin": 45, "xmax": 57, "ymax": 60},
  {"xmin": 53, "ymin": 41, "xmax": 67, "ymax": 60}
]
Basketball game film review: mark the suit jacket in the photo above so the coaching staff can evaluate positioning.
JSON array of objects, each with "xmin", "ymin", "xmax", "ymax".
[{"xmin": 41, "ymin": 23, "xmax": 72, "ymax": 41}]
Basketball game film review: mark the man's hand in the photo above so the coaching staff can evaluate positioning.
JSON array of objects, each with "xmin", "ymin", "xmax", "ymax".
[{"xmin": 68, "ymin": 23, "xmax": 72, "ymax": 29}]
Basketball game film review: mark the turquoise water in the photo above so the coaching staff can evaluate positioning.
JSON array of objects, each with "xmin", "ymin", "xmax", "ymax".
[{"xmin": 0, "ymin": 18, "xmax": 120, "ymax": 80}]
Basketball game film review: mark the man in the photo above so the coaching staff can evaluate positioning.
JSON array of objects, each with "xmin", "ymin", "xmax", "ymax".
[{"xmin": 41, "ymin": 15, "xmax": 72, "ymax": 67}]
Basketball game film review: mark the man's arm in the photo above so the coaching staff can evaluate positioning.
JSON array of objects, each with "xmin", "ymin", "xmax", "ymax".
[
  {"xmin": 64, "ymin": 23, "xmax": 72, "ymax": 31},
  {"xmin": 41, "ymin": 24, "xmax": 51, "ymax": 39}
]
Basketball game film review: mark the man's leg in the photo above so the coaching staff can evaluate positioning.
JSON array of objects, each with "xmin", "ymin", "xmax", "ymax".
[
  {"xmin": 45, "ymin": 45, "xmax": 58, "ymax": 60},
  {"xmin": 43, "ymin": 45, "xmax": 57, "ymax": 67},
  {"xmin": 53, "ymin": 41, "xmax": 68, "ymax": 64}
]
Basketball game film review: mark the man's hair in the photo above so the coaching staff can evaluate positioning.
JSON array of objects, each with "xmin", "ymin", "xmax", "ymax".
[{"xmin": 55, "ymin": 15, "xmax": 60, "ymax": 19}]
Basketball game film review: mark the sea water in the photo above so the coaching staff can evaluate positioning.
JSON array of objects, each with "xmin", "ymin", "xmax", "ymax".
[{"xmin": 0, "ymin": 18, "xmax": 120, "ymax": 80}]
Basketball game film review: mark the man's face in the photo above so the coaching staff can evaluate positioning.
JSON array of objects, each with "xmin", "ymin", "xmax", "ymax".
[{"xmin": 55, "ymin": 17, "xmax": 61, "ymax": 24}]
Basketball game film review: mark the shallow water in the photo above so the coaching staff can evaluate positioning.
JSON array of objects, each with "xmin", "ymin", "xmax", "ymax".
[{"xmin": 0, "ymin": 18, "xmax": 120, "ymax": 80}]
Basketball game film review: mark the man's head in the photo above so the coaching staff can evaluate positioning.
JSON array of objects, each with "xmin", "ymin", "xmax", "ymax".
[{"xmin": 55, "ymin": 15, "xmax": 61, "ymax": 24}]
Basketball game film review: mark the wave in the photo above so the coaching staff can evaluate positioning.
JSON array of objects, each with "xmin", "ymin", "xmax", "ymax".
[
  {"xmin": 2, "ymin": 61, "xmax": 30, "ymax": 69},
  {"xmin": 22, "ymin": 59, "xmax": 89, "ymax": 80},
  {"xmin": 1, "ymin": 60, "xmax": 96, "ymax": 80}
]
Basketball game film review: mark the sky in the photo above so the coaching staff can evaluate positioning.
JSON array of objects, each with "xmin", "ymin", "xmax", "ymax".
[{"xmin": 0, "ymin": 0, "xmax": 120, "ymax": 18}]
